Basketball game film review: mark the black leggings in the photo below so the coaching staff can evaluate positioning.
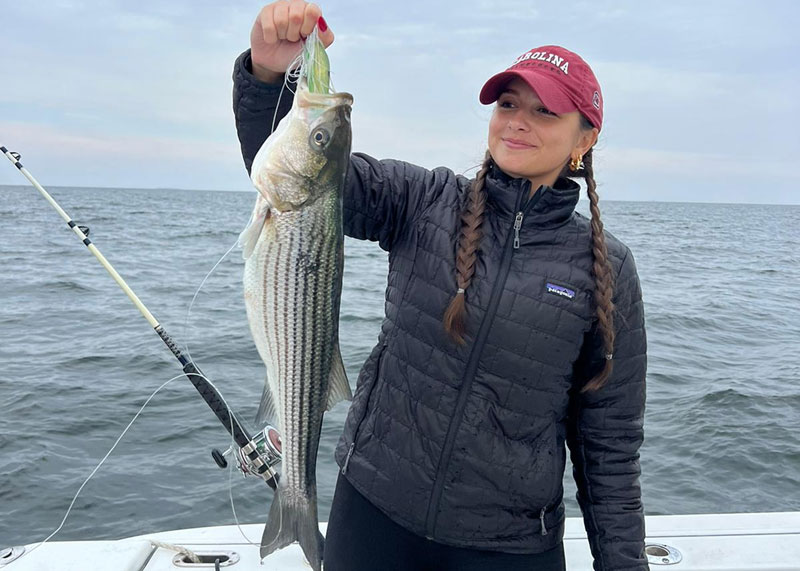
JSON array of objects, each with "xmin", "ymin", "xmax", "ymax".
[{"xmin": 323, "ymin": 474, "xmax": 566, "ymax": 571}]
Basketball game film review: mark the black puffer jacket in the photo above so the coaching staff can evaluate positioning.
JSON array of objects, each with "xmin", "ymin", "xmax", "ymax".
[{"xmin": 233, "ymin": 50, "xmax": 649, "ymax": 571}]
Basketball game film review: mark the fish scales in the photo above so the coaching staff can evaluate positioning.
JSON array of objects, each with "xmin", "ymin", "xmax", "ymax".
[{"xmin": 250, "ymin": 203, "xmax": 340, "ymax": 490}]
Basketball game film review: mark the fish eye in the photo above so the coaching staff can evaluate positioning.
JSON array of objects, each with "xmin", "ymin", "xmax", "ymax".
[{"xmin": 311, "ymin": 127, "xmax": 331, "ymax": 147}]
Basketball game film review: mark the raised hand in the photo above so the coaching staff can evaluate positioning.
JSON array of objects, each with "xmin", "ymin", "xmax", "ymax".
[{"xmin": 249, "ymin": 0, "xmax": 334, "ymax": 83}]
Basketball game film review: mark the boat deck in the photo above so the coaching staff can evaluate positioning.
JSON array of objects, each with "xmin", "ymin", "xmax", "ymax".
[{"xmin": 4, "ymin": 512, "xmax": 799, "ymax": 570}]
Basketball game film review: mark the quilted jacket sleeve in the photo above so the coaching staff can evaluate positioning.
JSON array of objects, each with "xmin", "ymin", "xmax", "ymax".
[
  {"xmin": 341, "ymin": 152, "xmax": 448, "ymax": 250},
  {"xmin": 232, "ymin": 49, "xmax": 445, "ymax": 251},
  {"xmin": 566, "ymin": 247, "xmax": 649, "ymax": 571},
  {"xmin": 232, "ymin": 50, "xmax": 294, "ymax": 175}
]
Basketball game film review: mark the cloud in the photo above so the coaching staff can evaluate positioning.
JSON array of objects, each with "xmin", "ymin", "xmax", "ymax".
[{"xmin": 0, "ymin": 1, "xmax": 797, "ymax": 203}]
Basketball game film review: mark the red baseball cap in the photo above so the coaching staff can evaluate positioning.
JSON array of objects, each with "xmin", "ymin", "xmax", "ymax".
[{"xmin": 479, "ymin": 45, "xmax": 603, "ymax": 130}]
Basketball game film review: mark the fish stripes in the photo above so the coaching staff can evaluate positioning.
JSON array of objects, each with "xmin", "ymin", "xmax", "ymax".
[{"xmin": 254, "ymin": 208, "xmax": 340, "ymax": 493}]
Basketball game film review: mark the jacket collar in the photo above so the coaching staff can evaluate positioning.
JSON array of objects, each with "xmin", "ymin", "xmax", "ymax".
[{"xmin": 484, "ymin": 163, "xmax": 581, "ymax": 228}]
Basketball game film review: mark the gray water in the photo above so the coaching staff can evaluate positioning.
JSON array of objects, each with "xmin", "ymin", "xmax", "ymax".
[{"xmin": 0, "ymin": 185, "xmax": 798, "ymax": 547}]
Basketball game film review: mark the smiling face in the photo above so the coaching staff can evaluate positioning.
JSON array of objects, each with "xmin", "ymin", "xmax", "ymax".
[{"xmin": 487, "ymin": 77, "xmax": 598, "ymax": 192}]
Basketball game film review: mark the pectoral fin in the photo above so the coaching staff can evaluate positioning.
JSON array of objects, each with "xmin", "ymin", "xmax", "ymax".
[{"xmin": 238, "ymin": 194, "xmax": 272, "ymax": 260}]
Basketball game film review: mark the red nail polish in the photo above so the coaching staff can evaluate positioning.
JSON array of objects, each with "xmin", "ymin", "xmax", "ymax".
[{"xmin": 318, "ymin": 16, "xmax": 328, "ymax": 32}]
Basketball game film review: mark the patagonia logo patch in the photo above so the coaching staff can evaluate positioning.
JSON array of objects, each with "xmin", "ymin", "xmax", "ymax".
[{"xmin": 546, "ymin": 282, "xmax": 576, "ymax": 300}]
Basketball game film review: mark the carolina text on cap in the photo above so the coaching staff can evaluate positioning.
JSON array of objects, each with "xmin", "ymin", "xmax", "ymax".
[{"xmin": 513, "ymin": 50, "xmax": 570, "ymax": 74}]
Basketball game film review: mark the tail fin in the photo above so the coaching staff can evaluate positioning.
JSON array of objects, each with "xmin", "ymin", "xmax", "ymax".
[{"xmin": 260, "ymin": 487, "xmax": 324, "ymax": 571}]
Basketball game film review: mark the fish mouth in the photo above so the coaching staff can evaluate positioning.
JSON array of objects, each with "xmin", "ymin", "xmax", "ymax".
[
  {"xmin": 297, "ymin": 81, "xmax": 354, "ymax": 108},
  {"xmin": 301, "ymin": 91, "xmax": 353, "ymax": 108}
]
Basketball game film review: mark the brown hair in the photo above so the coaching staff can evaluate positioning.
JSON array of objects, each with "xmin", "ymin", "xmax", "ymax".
[
  {"xmin": 442, "ymin": 150, "xmax": 491, "ymax": 345},
  {"xmin": 442, "ymin": 120, "xmax": 615, "ymax": 393}
]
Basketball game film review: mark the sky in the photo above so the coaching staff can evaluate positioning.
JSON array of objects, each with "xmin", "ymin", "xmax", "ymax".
[{"xmin": 0, "ymin": 1, "xmax": 797, "ymax": 204}]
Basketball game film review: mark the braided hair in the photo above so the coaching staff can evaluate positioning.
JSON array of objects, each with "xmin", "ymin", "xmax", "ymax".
[
  {"xmin": 442, "ymin": 150, "xmax": 491, "ymax": 345},
  {"xmin": 442, "ymin": 119, "xmax": 614, "ymax": 393},
  {"xmin": 566, "ymin": 141, "xmax": 616, "ymax": 393}
]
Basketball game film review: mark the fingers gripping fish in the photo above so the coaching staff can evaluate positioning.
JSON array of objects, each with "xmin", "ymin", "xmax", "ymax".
[{"xmin": 239, "ymin": 28, "xmax": 353, "ymax": 571}]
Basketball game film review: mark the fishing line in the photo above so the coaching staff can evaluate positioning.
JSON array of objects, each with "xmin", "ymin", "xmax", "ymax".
[
  {"xmin": 21, "ymin": 373, "xmax": 185, "ymax": 558},
  {"xmin": 182, "ymin": 238, "xmax": 241, "ymax": 367},
  {"xmin": 17, "ymin": 369, "xmax": 264, "ymax": 563},
  {"xmin": 272, "ymin": 50, "xmax": 305, "ymax": 134},
  {"xmin": 227, "ymin": 450, "xmax": 261, "ymax": 547},
  {"xmin": 460, "ymin": 163, "xmax": 482, "ymax": 178},
  {"xmin": 219, "ymin": 371, "xmax": 263, "ymax": 548}
]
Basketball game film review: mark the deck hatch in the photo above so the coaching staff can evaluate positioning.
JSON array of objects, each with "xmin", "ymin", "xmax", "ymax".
[
  {"xmin": 0, "ymin": 546, "xmax": 26, "ymax": 568},
  {"xmin": 171, "ymin": 550, "xmax": 240, "ymax": 567},
  {"xmin": 645, "ymin": 543, "xmax": 683, "ymax": 565}
]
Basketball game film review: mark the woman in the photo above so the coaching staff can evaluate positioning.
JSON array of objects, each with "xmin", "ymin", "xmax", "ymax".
[{"xmin": 233, "ymin": 2, "xmax": 649, "ymax": 570}]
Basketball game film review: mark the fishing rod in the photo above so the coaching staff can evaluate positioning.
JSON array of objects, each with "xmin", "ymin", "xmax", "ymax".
[{"xmin": 1, "ymin": 145, "xmax": 281, "ymax": 489}]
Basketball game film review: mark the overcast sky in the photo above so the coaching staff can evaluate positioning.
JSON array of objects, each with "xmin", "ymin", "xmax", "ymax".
[{"xmin": 1, "ymin": 1, "xmax": 797, "ymax": 204}]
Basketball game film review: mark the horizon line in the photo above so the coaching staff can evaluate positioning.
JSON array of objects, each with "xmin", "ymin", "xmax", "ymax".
[{"xmin": 0, "ymin": 183, "xmax": 797, "ymax": 208}]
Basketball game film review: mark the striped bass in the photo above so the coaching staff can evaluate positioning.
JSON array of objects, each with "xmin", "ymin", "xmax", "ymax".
[{"xmin": 239, "ymin": 48, "xmax": 354, "ymax": 570}]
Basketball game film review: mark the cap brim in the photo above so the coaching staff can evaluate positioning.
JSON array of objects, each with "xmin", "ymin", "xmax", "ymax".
[{"xmin": 479, "ymin": 70, "xmax": 577, "ymax": 114}]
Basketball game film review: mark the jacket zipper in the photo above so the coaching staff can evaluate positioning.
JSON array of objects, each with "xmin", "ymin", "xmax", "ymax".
[
  {"xmin": 539, "ymin": 470, "xmax": 561, "ymax": 535},
  {"xmin": 424, "ymin": 182, "xmax": 545, "ymax": 538},
  {"xmin": 342, "ymin": 441, "xmax": 356, "ymax": 474},
  {"xmin": 513, "ymin": 212, "xmax": 524, "ymax": 249},
  {"xmin": 342, "ymin": 343, "xmax": 387, "ymax": 474},
  {"xmin": 538, "ymin": 453, "xmax": 563, "ymax": 535}
]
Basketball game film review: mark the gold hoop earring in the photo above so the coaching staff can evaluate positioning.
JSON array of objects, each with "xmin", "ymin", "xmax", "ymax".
[{"xmin": 569, "ymin": 155, "xmax": 584, "ymax": 172}]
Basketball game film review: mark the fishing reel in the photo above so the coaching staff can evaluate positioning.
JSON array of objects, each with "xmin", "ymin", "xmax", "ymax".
[{"xmin": 211, "ymin": 425, "xmax": 282, "ymax": 488}]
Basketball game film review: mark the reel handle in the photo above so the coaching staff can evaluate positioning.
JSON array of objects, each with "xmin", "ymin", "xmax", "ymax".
[{"xmin": 211, "ymin": 448, "xmax": 228, "ymax": 469}]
